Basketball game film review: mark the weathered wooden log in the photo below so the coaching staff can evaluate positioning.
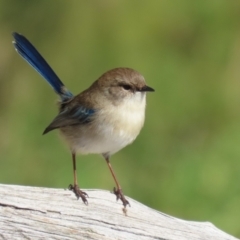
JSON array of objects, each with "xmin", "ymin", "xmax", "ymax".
[{"xmin": 0, "ymin": 184, "xmax": 237, "ymax": 240}]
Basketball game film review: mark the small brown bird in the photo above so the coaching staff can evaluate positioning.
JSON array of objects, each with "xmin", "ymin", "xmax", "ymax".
[{"xmin": 12, "ymin": 32, "xmax": 154, "ymax": 208}]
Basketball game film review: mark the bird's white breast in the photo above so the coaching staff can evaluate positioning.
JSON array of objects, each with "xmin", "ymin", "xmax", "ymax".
[
  {"xmin": 94, "ymin": 92, "xmax": 146, "ymax": 155},
  {"xmin": 109, "ymin": 92, "xmax": 146, "ymax": 140}
]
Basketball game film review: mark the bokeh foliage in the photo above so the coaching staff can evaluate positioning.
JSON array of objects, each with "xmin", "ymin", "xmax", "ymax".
[{"xmin": 0, "ymin": 0, "xmax": 240, "ymax": 237}]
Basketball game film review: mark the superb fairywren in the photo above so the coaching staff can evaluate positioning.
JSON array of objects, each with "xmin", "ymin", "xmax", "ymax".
[{"xmin": 12, "ymin": 32, "xmax": 154, "ymax": 208}]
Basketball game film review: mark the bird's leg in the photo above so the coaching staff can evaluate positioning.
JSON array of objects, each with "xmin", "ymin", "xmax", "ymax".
[
  {"xmin": 105, "ymin": 156, "xmax": 130, "ymax": 207},
  {"xmin": 68, "ymin": 152, "xmax": 88, "ymax": 205}
]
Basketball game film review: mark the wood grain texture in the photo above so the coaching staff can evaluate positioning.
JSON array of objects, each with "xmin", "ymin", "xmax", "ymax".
[{"xmin": 0, "ymin": 184, "xmax": 237, "ymax": 240}]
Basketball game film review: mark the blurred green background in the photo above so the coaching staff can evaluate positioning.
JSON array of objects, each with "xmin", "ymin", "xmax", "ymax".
[{"xmin": 0, "ymin": 0, "xmax": 240, "ymax": 237}]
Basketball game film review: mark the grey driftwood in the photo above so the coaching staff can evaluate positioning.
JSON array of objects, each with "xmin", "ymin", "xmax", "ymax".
[{"xmin": 0, "ymin": 184, "xmax": 238, "ymax": 240}]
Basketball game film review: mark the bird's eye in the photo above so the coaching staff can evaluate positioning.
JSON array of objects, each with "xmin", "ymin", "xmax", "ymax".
[{"xmin": 121, "ymin": 84, "xmax": 131, "ymax": 90}]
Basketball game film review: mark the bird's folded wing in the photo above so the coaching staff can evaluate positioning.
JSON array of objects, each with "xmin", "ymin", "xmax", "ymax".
[{"xmin": 43, "ymin": 106, "xmax": 95, "ymax": 134}]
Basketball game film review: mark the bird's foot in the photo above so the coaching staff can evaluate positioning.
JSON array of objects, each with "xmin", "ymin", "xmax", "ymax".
[
  {"xmin": 113, "ymin": 187, "xmax": 130, "ymax": 208},
  {"xmin": 68, "ymin": 184, "xmax": 88, "ymax": 205}
]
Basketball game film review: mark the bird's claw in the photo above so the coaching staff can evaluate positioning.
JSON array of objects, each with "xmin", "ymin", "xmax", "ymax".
[
  {"xmin": 68, "ymin": 184, "xmax": 88, "ymax": 205},
  {"xmin": 113, "ymin": 187, "xmax": 130, "ymax": 207}
]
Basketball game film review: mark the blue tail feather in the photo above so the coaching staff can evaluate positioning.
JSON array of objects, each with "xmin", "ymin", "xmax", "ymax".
[{"xmin": 12, "ymin": 32, "xmax": 73, "ymax": 101}]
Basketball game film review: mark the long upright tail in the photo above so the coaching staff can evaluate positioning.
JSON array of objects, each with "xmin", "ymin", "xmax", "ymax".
[{"xmin": 12, "ymin": 32, "xmax": 73, "ymax": 101}]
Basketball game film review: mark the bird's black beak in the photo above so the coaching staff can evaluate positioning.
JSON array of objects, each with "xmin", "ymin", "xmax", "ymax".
[{"xmin": 138, "ymin": 85, "xmax": 155, "ymax": 92}]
